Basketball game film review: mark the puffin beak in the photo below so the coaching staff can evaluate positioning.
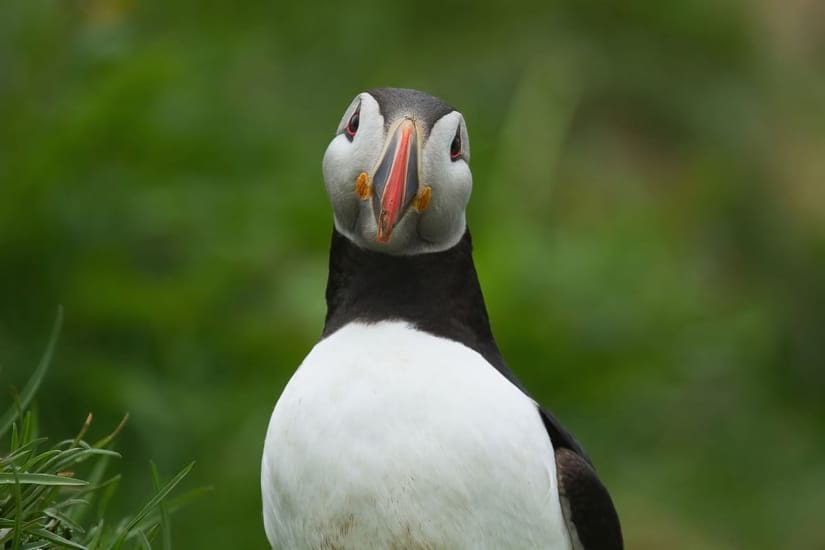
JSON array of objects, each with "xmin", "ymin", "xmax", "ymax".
[{"xmin": 371, "ymin": 119, "xmax": 420, "ymax": 243}]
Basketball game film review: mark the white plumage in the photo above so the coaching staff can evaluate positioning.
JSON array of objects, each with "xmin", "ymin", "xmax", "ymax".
[{"xmin": 262, "ymin": 321, "xmax": 572, "ymax": 549}]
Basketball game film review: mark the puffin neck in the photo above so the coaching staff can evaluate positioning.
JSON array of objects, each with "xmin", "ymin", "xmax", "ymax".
[
  {"xmin": 321, "ymin": 225, "xmax": 590, "ymax": 461},
  {"xmin": 322, "ymin": 227, "xmax": 508, "ymax": 375}
]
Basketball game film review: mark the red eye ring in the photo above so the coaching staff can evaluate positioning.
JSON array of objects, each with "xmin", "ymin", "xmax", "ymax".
[
  {"xmin": 450, "ymin": 129, "xmax": 462, "ymax": 160},
  {"xmin": 345, "ymin": 107, "xmax": 360, "ymax": 140}
]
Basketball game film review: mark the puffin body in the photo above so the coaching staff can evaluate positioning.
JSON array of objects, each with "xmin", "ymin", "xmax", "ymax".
[
  {"xmin": 262, "ymin": 320, "xmax": 570, "ymax": 549},
  {"xmin": 262, "ymin": 89, "xmax": 622, "ymax": 549}
]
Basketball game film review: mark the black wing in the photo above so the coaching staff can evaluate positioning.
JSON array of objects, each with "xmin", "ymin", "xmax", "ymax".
[
  {"xmin": 554, "ymin": 445, "xmax": 623, "ymax": 550},
  {"xmin": 540, "ymin": 407, "xmax": 593, "ymax": 465}
]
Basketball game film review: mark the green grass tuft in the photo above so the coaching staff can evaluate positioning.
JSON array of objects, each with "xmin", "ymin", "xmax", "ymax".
[{"xmin": 0, "ymin": 312, "xmax": 197, "ymax": 549}]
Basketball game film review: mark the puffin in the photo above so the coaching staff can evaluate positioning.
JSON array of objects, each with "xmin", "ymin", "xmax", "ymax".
[{"xmin": 261, "ymin": 88, "xmax": 623, "ymax": 549}]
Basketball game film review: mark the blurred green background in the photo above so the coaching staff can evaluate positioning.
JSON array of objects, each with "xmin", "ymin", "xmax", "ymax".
[{"xmin": 2, "ymin": 0, "xmax": 825, "ymax": 547}]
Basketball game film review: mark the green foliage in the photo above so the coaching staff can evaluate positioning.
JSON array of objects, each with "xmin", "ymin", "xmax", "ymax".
[
  {"xmin": 1, "ymin": 0, "xmax": 824, "ymax": 548},
  {"xmin": 0, "ymin": 314, "xmax": 195, "ymax": 549}
]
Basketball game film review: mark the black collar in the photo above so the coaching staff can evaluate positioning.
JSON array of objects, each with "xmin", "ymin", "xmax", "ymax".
[{"xmin": 322, "ymin": 226, "xmax": 518, "ymax": 384}]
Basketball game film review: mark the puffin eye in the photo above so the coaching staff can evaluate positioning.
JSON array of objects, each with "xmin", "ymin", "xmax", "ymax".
[
  {"xmin": 345, "ymin": 106, "xmax": 360, "ymax": 140},
  {"xmin": 450, "ymin": 128, "xmax": 462, "ymax": 160}
]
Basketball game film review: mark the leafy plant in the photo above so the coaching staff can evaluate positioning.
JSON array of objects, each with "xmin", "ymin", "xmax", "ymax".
[{"xmin": 0, "ymin": 310, "xmax": 197, "ymax": 549}]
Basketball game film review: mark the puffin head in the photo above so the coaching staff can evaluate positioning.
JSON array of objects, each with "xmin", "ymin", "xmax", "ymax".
[{"xmin": 323, "ymin": 88, "xmax": 472, "ymax": 255}]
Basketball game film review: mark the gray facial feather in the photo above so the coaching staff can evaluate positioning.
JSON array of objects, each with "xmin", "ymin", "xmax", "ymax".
[{"xmin": 367, "ymin": 88, "xmax": 455, "ymax": 136}]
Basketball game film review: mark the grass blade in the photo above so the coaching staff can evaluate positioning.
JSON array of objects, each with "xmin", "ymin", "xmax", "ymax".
[
  {"xmin": 26, "ymin": 528, "xmax": 87, "ymax": 549},
  {"xmin": 0, "ymin": 473, "xmax": 88, "ymax": 486},
  {"xmin": 135, "ymin": 529, "xmax": 152, "ymax": 550},
  {"xmin": 1, "ymin": 438, "xmax": 49, "ymax": 467},
  {"xmin": 150, "ymin": 462, "xmax": 171, "ymax": 550},
  {"xmin": 111, "ymin": 462, "xmax": 193, "ymax": 549},
  {"xmin": 0, "ymin": 308, "xmax": 63, "ymax": 439},
  {"xmin": 11, "ymin": 469, "xmax": 22, "ymax": 550}
]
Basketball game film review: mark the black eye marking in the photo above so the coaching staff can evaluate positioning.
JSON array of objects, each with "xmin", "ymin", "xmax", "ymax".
[
  {"xmin": 450, "ymin": 127, "xmax": 462, "ymax": 160},
  {"xmin": 345, "ymin": 103, "xmax": 360, "ymax": 141}
]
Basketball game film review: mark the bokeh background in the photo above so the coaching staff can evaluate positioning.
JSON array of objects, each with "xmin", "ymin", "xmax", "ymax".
[{"xmin": 3, "ymin": 0, "xmax": 825, "ymax": 547}]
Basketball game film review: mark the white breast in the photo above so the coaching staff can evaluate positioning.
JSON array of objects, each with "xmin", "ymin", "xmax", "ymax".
[{"xmin": 261, "ymin": 321, "xmax": 572, "ymax": 550}]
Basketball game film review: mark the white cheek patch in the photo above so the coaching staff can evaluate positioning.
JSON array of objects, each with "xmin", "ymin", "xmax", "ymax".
[
  {"xmin": 323, "ymin": 93, "xmax": 387, "ymax": 236},
  {"xmin": 416, "ymin": 113, "xmax": 472, "ymax": 248}
]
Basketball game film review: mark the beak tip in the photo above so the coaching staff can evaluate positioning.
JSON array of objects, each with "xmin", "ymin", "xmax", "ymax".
[
  {"xmin": 376, "ymin": 210, "xmax": 394, "ymax": 243},
  {"xmin": 375, "ymin": 228, "xmax": 391, "ymax": 243}
]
